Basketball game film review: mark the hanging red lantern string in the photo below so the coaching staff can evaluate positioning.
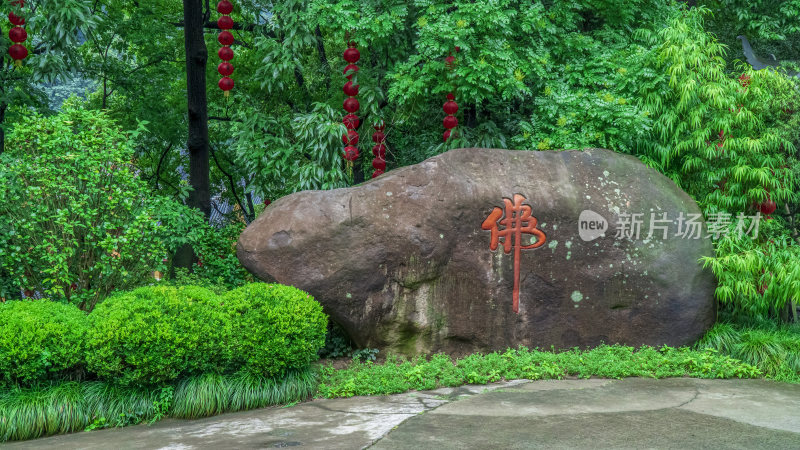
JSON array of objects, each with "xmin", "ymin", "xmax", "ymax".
[
  {"xmin": 341, "ymin": 36, "xmax": 360, "ymax": 171},
  {"xmin": 8, "ymin": 0, "xmax": 27, "ymax": 67},
  {"xmin": 217, "ymin": 0, "xmax": 235, "ymax": 97},
  {"xmin": 371, "ymin": 121, "xmax": 387, "ymax": 178},
  {"xmin": 443, "ymin": 47, "xmax": 460, "ymax": 142}
]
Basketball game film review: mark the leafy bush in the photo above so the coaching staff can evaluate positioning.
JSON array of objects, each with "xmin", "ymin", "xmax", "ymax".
[
  {"xmin": 223, "ymin": 283, "xmax": 328, "ymax": 377},
  {"xmin": 319, "ymin": 321, "xmax": 355, "ymax": 359},
  {"xmin": 628, "ymin": 7, "xmax": 800, "ymax": 319},
  {"xmin": 153, "ymin": 201, "xmax": 253, "ymax": 290},
  {"xmin": 0, "ymin": 301, "xmax": 89, "ymax": 387},
  {"xmin": 86, "ymin": 286, "xmax": 232, "ymax": 387},
  {"xmin": 0, "ymin": 101, "xmax": 187, "ymax": 310}
]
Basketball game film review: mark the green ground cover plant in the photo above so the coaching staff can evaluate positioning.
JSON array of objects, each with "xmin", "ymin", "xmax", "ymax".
[{"xmin": 316, "ymin": 344, "xmax": 764, "ymax": 399}]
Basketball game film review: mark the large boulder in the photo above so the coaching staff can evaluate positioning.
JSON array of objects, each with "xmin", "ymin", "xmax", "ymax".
[{"xmin": 238, "ymin": 148, "xmax": 716, "ymax": 356}]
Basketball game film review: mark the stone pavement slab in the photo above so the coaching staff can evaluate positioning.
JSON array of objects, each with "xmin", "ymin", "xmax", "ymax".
[
  {"xmin": 373, "ymin": 378, "xmax": 800, "ymax": 450},
  {"xmin": 5, "ymin": 378, "xmax": 800, "ymax": 449}
]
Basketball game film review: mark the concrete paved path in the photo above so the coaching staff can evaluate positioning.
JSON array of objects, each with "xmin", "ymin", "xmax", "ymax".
[{"xmin": 7, "ymin": 378, "xmax": 800, "ymax": 449}]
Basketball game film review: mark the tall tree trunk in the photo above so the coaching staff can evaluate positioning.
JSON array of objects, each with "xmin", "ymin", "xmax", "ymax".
[
  {"xmin": 183, "ymin": 0, "xmax": 211, "ymax": 218},
  {"xmin": 175, "ymin": 0, "xmax": 211, "ymax": 271}
]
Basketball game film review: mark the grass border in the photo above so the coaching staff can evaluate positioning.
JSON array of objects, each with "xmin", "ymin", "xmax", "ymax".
[{"xmin": 0, "ymin": 367, "xmax": 317, "ymax": 442}]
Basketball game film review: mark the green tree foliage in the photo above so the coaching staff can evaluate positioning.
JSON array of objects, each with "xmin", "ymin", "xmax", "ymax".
[
  {"xmin": 699, "ymin": 0, "xmax": 800, "ymax": 62},
  {"xmin": 0, "ymin": 0, "xmax": 99, "ymax": 151},
  {"xmin": 4, "ymin": 1, "xmax": 796, "ymax": 320},
  {"xmin": 630, "ymin": 8, "xmax": 800, "ymax": 318}
]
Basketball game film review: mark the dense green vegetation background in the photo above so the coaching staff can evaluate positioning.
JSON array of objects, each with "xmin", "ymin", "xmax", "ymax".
[
  {"xmin": 0, "ymin": 0, "xmax": 800, "ymax": 442},
  {"xmin": 2, "ymin": 0, "xmax": 799, "ymax": 319}
]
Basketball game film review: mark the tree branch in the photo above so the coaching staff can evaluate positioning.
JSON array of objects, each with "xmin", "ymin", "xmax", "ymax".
[
  {"xmin": 210, "ymin": 143, "xmax": 251, "ymax": 224},
  {"xmin": 209, "ymin": 115, "xmax": 242, "ymax": 122},
  {"xmin": 172, "ymin": 20, "xmax": 267, "ymax": 34}
]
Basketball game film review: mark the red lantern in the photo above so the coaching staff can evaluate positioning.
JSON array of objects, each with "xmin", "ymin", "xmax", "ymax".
[
  {"xmin": 7, "ymin": 2, "xmax": 26, "ymax": 65},
  {"xmin": 443, "ymin": 129, "xmax": 451, "ymax": 142},
  {"xmin": 217, "ymin": 0, "xmax": 233, "ymax": 14},
  {"xmin": 343, "ymin": 81, "xmax": 359, "ymax": 96},
  {"xmin": 218, "ymin": 30, "xmax": 234, "ymax": 46},
  {"xmin": 218, "ymin": 62, "xmax": 234, "ymax": 76},
  {"xmin": 443, "ymin": 100, "xmax": 458, "ymax": 115},
  {"xmin": 760, "ymin": 199, "xmax": 777, "ymax": 216},
  {"xmin": 8, "ymin": 44, "xmax": 27, "ymax": 61},
  {"xmin": 343, "ymin": 114, "xmax": 360, "ymax": 129},
  {"xmin": 343, "ymin": 63, "xmax": 359, "ymax": 79},
  {"xmin": 219, "ymin": 77, "xmax": 234, "ymax": 92},
  {"xmin": 372, "ymin": 169, "xmax": 384, "ymax": 178},
  {"xmin": 447, "ymin": 93, "xmax": 455, "ymax": 101},
  {"xmin": 343, "ymin": 97, "xmax": 360, "ymax": 113},
  {"xmin": 218, "ymin": 46, "xmax": 234, "ymax": 61},
  {"xmin": 218, "ymin": 15, "xmax": 234, "ymax": 29},
  {"xmin": 8, "ymin": 12, "xmax": 24, "ymax": 26},
  {"xmin": 344, "ymin": 47, "xmax": 360, "ymax": 63},
  {"xmin": 9, "ymin": 26, "xmax": 26, "ymax": 43},
  {"xmin": 264, "ymin": 199, "xmax": 271, "ymax": 206},
  {"xmin": 372, "ymin": 131, "xmax": 385, "ymax": 142},
  {"xmin": 372, "ymin": 144, "xmax": 386, "ymax": 157},
  {"xmin": 342, "ymin": 129, "xmax": 359, "ymax": 146},
  {"xmin": 443, "ymin": 116, "xmax": 458, "ymax": 129},
  {"xmin": 372, "ymin": 158, "xmax": 386, "ymax": 171},
  {"xmin": 343, "ymin": 146, "xmax": 360, "ymax": 161}
]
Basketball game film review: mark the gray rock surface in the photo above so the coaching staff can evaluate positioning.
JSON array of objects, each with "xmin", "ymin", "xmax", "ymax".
[{"xmin": 238, "ymin": 148, "xmax": 716, "ymax": 355}]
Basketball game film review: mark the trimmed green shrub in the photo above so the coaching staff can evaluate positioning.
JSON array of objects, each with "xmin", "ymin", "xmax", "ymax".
[
  {"xmin": 86, "ymin": 286, "xmax": 232, "ymax": 387},
  {"xmin": 0, "ymin": 301, "xmax": 88, "ymax": 387},
  {"xmin": 223, "ymin": 283, "xmax": 327, "ymax": 377}
]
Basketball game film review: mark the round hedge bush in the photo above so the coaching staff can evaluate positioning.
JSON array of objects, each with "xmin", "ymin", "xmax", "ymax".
[
  {"xmin": 86, "ymin": 286, "xmax": 232, "ymax": 387},
  {"xmin": 0, "ymin": 301, "xmax": 89, "ymax": 386},
  {"xmin": 223, "ymin": 283, "xmax": 327, "ymax": 377}
]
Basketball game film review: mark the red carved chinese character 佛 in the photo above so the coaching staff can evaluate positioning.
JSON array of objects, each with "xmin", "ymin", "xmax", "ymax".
[{"xmin": 481, "ymin": 194, "xmax": 546, "ymax": 313}]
